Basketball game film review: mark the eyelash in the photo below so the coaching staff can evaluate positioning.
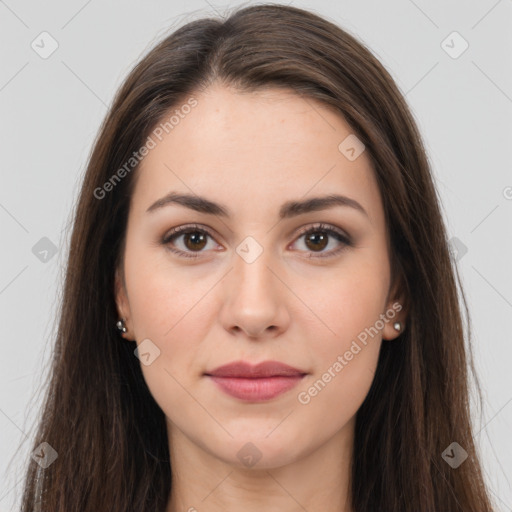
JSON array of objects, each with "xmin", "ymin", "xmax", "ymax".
[{"xmin": 161, "ymin": 223, "xmax": 353, "ymax": 260}]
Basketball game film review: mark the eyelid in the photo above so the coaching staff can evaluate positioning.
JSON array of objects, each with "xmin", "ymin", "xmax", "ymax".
[
  {"xmin": 161, "ymin": 222, "xmax": 352, "ymax": 259},
  {"xmin": 292, "ymin": 223, "xmax": 351, "ymax": 243}
]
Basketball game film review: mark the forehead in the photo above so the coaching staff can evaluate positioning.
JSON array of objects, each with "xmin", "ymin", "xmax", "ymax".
[{"xmin": 132, "ymin": 83, "xmax": 381, "ymax": 225}]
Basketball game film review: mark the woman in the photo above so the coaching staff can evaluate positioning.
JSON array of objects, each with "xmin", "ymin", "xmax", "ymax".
[{"xmin": 19, "ymin": 4, "xmax": 495, "ymax": 511}]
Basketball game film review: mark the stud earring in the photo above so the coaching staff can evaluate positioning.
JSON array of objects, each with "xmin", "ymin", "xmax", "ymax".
[
  {"xmin": 393, "ymin": 321, "xmax": 402, "ymax": 332},
  {"xmin": 116, "ymin": 319, "xmax": 127, "ymax": 334}
]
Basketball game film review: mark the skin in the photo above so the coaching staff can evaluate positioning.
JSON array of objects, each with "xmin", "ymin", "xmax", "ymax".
[{"xmin": 115, "ymin": 82, "xmax": 406, "ymax": 512}]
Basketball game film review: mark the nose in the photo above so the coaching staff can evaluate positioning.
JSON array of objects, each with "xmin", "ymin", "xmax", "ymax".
[{"xmin": 218, "ymin": 246, "xmax": 291, "ymax": 339}]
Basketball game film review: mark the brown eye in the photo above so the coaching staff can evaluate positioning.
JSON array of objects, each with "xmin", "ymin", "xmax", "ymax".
[
  {"xmin": 162, "ymin": 225, "xmax": 217, "ymax": 259},
  {"xmin": 291, "ymin": 223, "xmax": 353, "ymax": 258},
  {"xmin": 304, "ymin": 231, "xmax": 329, "ymax": 252},
  {"xmin": 182, "ymin": 231, "xmax": 208, "ymax": 251}
]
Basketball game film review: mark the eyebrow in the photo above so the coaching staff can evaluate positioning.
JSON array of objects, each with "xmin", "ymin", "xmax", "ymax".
[{"xmin": 146, "ymin": 191, "xmax": 369, "ymax": 220}]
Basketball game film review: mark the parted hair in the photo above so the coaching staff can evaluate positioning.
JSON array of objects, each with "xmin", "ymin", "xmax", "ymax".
[{"xmin": 19, "ymin": 4, "xmax": 494, "ymax": 511}]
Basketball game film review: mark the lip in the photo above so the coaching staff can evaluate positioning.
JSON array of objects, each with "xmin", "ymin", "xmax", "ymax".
[
  {"xmin": 204, "ymin": 361, "xmax": 307, "ymax": 402},
  {"xmin": 205, "ymin": 360, "xmax": 307, "ymax": 378}
]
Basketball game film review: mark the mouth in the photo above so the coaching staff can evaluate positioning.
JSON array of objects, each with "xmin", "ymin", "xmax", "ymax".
[{"xmin": 204, "ymin": 360, "xmax": 308, "ymax": 402}]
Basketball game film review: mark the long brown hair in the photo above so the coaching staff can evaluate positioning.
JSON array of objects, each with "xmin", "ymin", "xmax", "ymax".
[{"xmin": 18, "ymin": 4, "xmax": 495, "ymax": 511}]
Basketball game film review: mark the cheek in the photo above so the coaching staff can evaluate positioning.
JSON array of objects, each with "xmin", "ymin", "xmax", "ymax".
[
  {"xmin": 124, "ymin": 243, "xmax": 212, "ymax": 339},
  {"xmin": 124, "ymin": 250, "xmax": 211, "ymax": 416},
  {"xmin": 295, "ymin": 279, "xmax": 384, "ymax": 422},
  {"xmin": 296, "ymin": 262, "xmax": 387, "ymax": 406},
  {"xmin": 122, "ymin": 248, "xmax": 209, "ymax": 400},
  {"xmin": 308, "ymin": 264, "xmax": 389, "ymax": 350}
]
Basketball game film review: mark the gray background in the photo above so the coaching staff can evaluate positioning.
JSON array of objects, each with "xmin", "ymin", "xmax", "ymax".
[{"xmin": 1, "ymin": 0, "xmax": 511, "ymax": 510}]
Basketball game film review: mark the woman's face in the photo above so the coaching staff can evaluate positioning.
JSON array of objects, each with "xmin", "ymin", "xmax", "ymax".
[{"xmin": 115, "ymin": 83, "xmax": 404, "ymax": 469}]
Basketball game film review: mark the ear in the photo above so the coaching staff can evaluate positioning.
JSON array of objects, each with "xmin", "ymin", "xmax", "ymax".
[
  {"xmin": 114, "ymin": 267, "xmax": 132, "ymax": 339},
  {"xmin": 382, "ymin": 276, "xmax": 408, "ymax": 341}
]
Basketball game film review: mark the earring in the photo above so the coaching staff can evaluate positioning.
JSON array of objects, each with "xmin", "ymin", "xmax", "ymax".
[
  {"xmin": 116, "ymin": 319, "xmax": 127, "ymax": 334},
  {"xmin": 393, "ymin": 321, "xmax": 402, "ymax": 332}
]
